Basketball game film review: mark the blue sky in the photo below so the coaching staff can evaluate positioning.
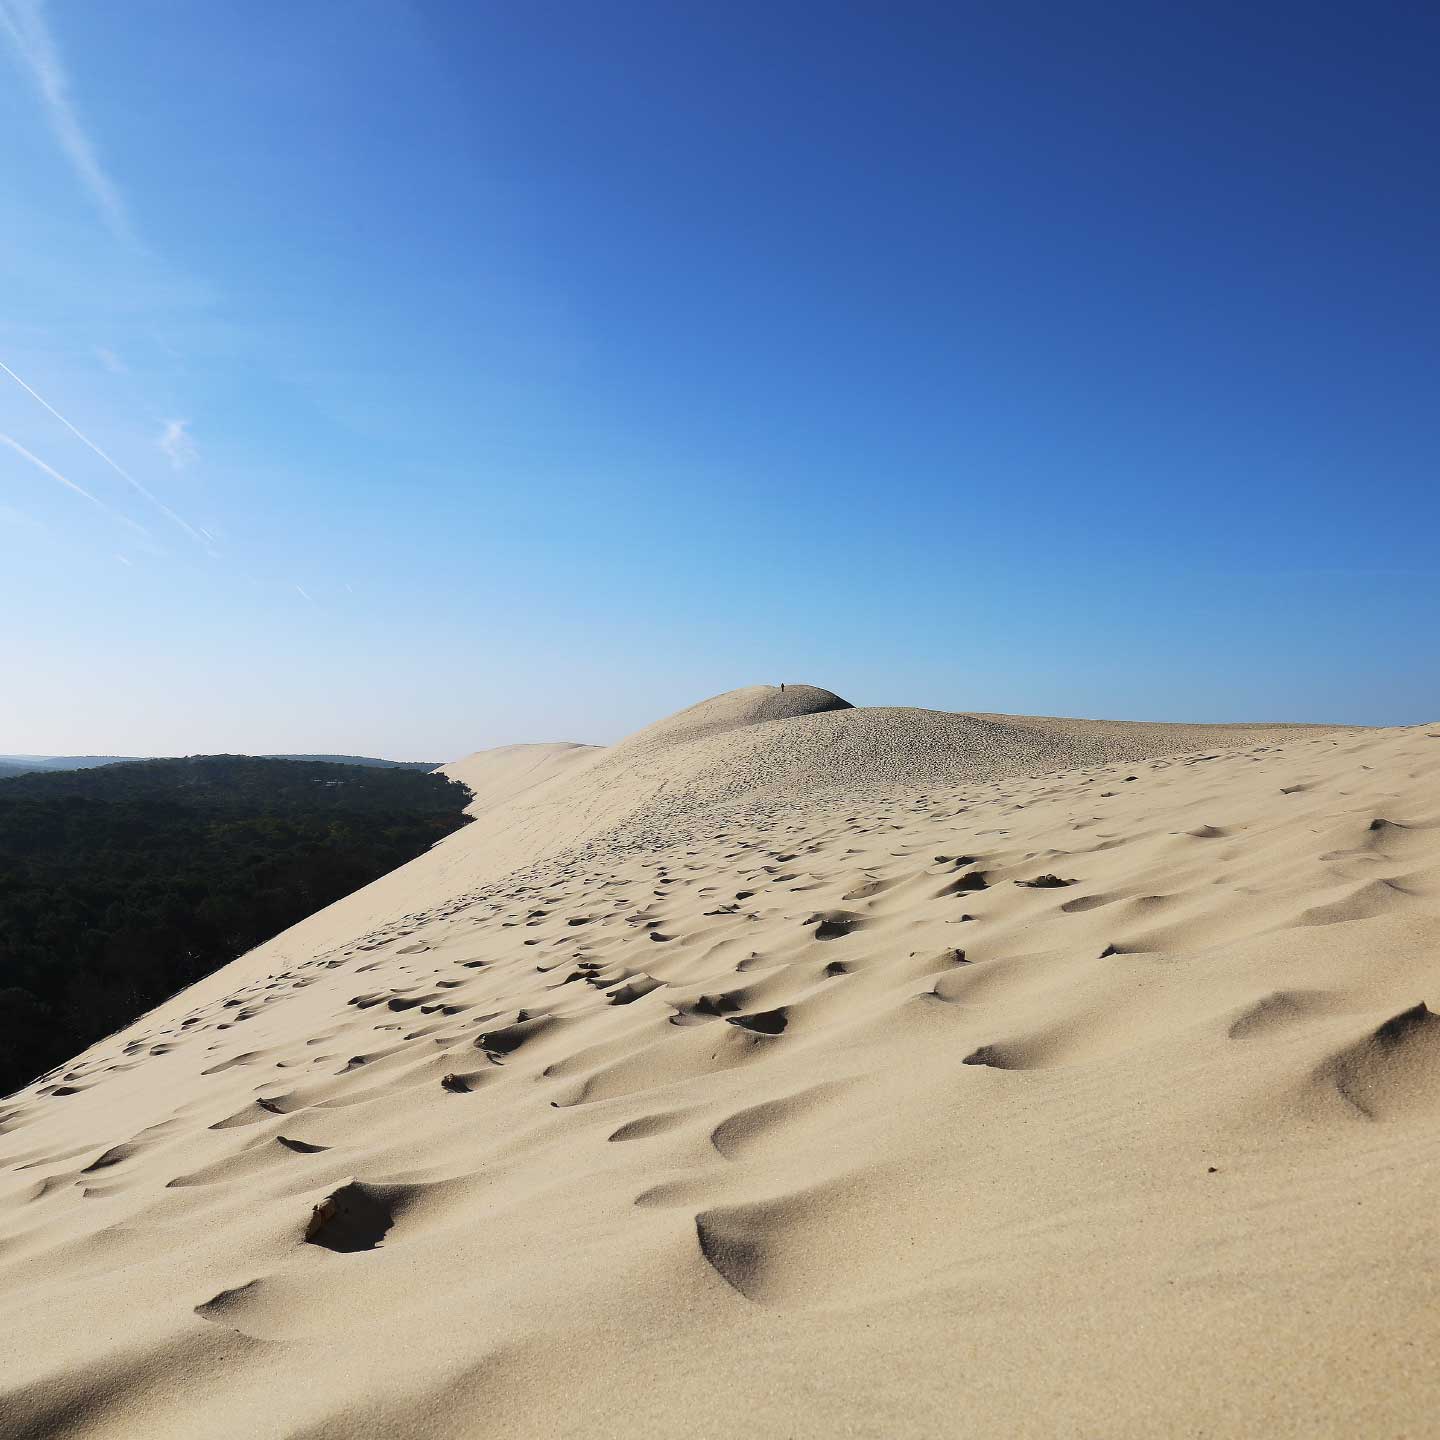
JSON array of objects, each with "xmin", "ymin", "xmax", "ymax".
[{"xmin": 1, "ymin": 1, "xmax": 1436, "ymax": 758}]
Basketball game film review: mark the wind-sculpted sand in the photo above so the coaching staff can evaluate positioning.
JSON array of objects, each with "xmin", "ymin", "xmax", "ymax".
[{"xmin": 3, "ymin": 685, "xmax": 1437, "ymax": 1438}]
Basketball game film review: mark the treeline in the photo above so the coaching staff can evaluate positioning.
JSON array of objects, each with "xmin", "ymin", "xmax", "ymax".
[{"xmin": 0, "ymin": 756, "xmax": 472, "ymax": 1096}]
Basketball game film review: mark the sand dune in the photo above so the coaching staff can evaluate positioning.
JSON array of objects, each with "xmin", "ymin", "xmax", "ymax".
[
  {"xmin": 3, "ymin": 686, "xmax": 1438, "ymax": 1437},
  {"xmin": 438, "ymin": 741, "xmax": 600, "ymax": 818}
]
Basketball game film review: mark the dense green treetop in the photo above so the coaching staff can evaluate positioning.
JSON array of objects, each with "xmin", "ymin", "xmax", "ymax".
[{"xmin": 0, "ymin": 756, "xmax": 472, "ymax": 1097}]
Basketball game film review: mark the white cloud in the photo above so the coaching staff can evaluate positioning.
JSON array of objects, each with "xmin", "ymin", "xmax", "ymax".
[
  {"xmin": 93, "ymin": 345, "xmax": 127, "ymax": 375},
  {"xmin": 158, "ymin": 418, "xmax": 197, "ymax": 470},
  {"xmin": 0, "ymin": 0, "xmax": 135, "ymax": 244}
]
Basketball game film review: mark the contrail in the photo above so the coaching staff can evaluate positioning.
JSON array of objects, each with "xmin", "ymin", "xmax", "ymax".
[
  {"xmin": 0, "ymin": 430, "xmax": 148, "ymax": 535},
  {"xmin": 0, "ymin": 358, "xmax": 207, "ymax": 545},
  {"xmin": 0, "ymin": 0, "xmax": 134, "ymax": 244}
]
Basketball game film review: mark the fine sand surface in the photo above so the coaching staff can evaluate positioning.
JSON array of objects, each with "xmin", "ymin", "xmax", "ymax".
[{"xmin": 3, "ymin": 685, "xmax": 1438, "ymax": 1438}]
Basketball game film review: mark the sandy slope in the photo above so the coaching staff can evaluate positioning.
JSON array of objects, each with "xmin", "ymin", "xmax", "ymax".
[
  {"xmin": 438, "ymin": 742, "xmax": 600, "ymax": 818},
  {"xmin": 2, "ymin": 686, "xmax": 1437, "ymax": 1438}
]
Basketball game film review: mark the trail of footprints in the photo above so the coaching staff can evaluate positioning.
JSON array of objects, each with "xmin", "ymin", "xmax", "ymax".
[{"xmin": 1, "ymin": 726, "xmax": 1437, "ymax": 1320}]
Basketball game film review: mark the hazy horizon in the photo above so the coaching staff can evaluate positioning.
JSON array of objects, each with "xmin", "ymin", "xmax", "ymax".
[
  {"xmin": 3, "ymin": 2, "xmax": 1436, "ymax": 755},
  {"xmin": 0, "ymin": 673, "xmax": 1403, "ymax": 765},
  {"xmin": 0, "ymin": 748, "xmax": 450, "ymax": 765}
]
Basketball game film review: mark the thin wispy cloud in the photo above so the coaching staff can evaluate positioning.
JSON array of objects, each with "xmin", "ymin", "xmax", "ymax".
[
  {"xmin": 0, "ymin": 0, "xmax": 134, "ymax": 244},
  {"xmin": 93, "ymin": 345, "xmax": 128, "ymax": 376},
  {"xmin": 158, "ymin": 418, "xmax": 197, "ymax": 470},
  {"xmin": 0, "ymin": 430, "xmax": 148, "ymax": 535},
  {"xmin": 294, "ymin": 584, "xmax": 317, "ymax": 606},
  {"xmin": 0, "ymin": 358, "xmax": 209, "ymax": 547}
]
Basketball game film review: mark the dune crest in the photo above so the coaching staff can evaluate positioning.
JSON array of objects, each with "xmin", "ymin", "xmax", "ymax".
[{"xmin": 2, "ymin": 687, "xmax": 1437, "ymax": 1437}]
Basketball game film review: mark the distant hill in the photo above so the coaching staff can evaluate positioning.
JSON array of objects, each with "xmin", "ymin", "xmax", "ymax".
[
  {"xmin": 0, "ymin": 752, "xmax": 441, "ymax": 777},
  {"xmin": 262, "ymin": 754, "xmax": 441, "ymax": 770},
  {"xmin": 0, "ymin": 755, "xmax": 142, "ymax": 774}
]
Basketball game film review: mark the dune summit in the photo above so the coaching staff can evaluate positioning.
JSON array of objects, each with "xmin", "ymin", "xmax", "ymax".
[{"xmin": 3, "ymin": 686, "xmax": 1438, "ymax": 1437}]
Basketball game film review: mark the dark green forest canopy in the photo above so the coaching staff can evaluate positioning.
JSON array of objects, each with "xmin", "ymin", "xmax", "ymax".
[
  {"xmin": 0, "ymin": 754, "xmax": 457, "ymax": 803},
  {"xmin": 0, "ymin": 757, "xmax": 472, "ymax": 1097},
  {"xmin": 0, "ymin": 753, "xmax": 440, "ymax": 776}
]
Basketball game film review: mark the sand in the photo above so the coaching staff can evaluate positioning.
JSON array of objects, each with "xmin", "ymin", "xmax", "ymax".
[{"xmin": 2, "ymin": 685, "xmax": 1437, "ymax": 1437}]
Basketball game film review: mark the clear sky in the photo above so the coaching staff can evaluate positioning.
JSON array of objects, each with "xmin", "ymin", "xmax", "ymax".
[{"xmin": 1, "ymin": 1, "xmax": 1436, "ymax": 759}]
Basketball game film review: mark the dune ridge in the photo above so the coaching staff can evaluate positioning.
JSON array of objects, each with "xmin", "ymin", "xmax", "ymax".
[{"xmin": 2, "ymin": 686, "xmax": 1437, "ymax": 1438}]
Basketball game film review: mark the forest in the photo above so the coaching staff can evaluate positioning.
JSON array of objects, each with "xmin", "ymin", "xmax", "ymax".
[{"xmin": 0, "ymin": 756, "xmax": 472, "ymax": 1096}]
